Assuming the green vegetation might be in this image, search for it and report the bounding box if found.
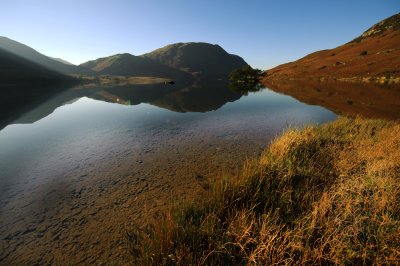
[229,65,262,83]
[130,117,400,265]
[228,66,263,94]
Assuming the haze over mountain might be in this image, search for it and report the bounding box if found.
[80,53,192,81]
[0,36,91,75]
[0,48,73,84]
[142,42,249,80]
[50,57,74,65]
[0,47,77,126]
[264,13,400,81]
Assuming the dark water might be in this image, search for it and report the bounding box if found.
[0,82,336,263]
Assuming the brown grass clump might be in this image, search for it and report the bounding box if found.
[129,117,400,265]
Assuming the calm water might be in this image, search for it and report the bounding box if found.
[0,82,336,263]
[0,84,335,189]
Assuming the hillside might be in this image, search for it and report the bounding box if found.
[142,42,248,80]
[0,48,77,125]
[80,53,192,80]
[0,48,74,84]
[264,13,400,82]
[0,36,90,75]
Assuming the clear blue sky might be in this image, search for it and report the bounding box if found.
[1,0,398,69]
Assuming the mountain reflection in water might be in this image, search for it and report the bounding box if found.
[2,81,249,128]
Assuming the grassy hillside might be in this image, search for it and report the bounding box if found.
[130,117,400,265]
[142,42,248,80]
[80,53,192,80]
[264,13,400,82]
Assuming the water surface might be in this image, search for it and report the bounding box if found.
[0,82,336,264]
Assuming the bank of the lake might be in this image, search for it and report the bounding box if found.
[133,116,400,265]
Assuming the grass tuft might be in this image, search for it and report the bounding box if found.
[129,117,400,265]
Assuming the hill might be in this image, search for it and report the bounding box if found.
[0,48,77,125]
[0,48,74,84]
[80,53,192,80]
[264,13,400,82]
[0,36,90,75]
[142,42,249,80]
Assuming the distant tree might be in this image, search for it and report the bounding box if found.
[229,66,263,83]
[229,66,264,95]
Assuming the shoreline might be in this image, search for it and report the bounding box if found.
[134,116,400,264]
[263,75,400,84]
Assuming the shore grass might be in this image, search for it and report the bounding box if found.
[129,117,400,265]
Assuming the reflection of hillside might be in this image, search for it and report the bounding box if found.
[149,82,242,112]
[89,81,242,113]
[2,81,245,128]
[10,87,100,126]
[264,80,400,119]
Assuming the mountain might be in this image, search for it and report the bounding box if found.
[0,36,90,75]
[80,53,192,80]
[142,42,249,80]
[264,13,400,82]
[0,48,74,84]
[0,47,77,126]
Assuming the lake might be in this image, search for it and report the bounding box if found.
[0,82,336,264]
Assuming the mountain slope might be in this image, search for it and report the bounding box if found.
[0,48,74,84]
[264,13,400,82]
[80,53,192,80]
[0,47,77,126]
[0,36,90,75]
[142,42,249,80]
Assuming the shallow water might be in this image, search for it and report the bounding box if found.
[0,83,336,264]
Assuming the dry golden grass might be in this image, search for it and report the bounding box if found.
[129,117,400,265]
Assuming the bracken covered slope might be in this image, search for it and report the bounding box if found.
[264,13,400,82]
